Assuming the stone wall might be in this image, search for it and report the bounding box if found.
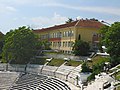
[0,63,78,85]
[38,53,88,61]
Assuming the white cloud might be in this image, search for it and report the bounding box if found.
[0,4,17,14]
[0,13,67,33]
[0,0,55,6]
[31,13,68,29]
[104,19,119,24]
[6,6,16,12]
[42,3,120,16]
[1,0,120,16]
[0,0,55,15]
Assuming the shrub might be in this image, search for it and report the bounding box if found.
[73,40,90,56]
[81,62,92,72]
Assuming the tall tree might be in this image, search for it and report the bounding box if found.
[0,32,4,52]
[73,40,90,56]
[2,26,38,64]
[81,62,91,72]
[90,18,98,21]
[66,18,74,23]
[100,25,109,44]
[100,22,120,65]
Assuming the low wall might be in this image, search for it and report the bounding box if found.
[42,66,58,76]
[0,64,43,73]
[0,63,78,86]
[42,53,87,61]
[68,76,76,84]
[55,72,67,81]
[42,70,54,76]
[0,63,6,71]
[26,64,43,74]
[8,64,25,72]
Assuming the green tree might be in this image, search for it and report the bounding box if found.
[90,18,98,21]
[66,18,74,23]
[100,25,109,44]
[2,26,38,64]
[100,22,120,66]
[87,73,95,81]
[73,40,90,56]
[81,62,91,72]
[42,40,51,50]
[0,32,4,52]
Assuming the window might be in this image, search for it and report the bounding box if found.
[65,42,67,47]
[78,34,81,40]
[63,31,68,37]
[68,31,71,37]
[55,42,57,47]
[68,41,71,47]
[53,33,54,38]
[49,34,51,38]
[50,42,52,46]
[65,32,67,37]
[59,32,62,38]
[63,32,65,37]
[46,34,48,39]
[55,33,57,38]
[58,42,61,47]
[57,42,59,47]
[70,41,74,47]
[66,31,68,37]
[53,42,55,47]
[71,31,74,36]
[63,42,65,47]
[57,32,59,38]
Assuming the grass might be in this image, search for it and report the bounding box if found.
[30,58,47,65]
[44,51,72,55]
[116,75,120,80]
[117,86,120,90]
[113,71,120,80]
[44,51,64,54]
[44,52,58,54]
[116,71,120,80]
[87,56,110,68]
[109,68,118,73]
[117,65,120,69]
[47,59,65,66]
[0,54,2,59]
[65,60,83,67]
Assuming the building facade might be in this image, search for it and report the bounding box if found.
[33,19,104,54]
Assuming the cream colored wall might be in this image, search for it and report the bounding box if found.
[76,27,99,42]
[42,27,76,51]
[34,26,99,52]
[60,27,76,51]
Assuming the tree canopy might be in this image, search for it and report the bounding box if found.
[2,26,39,64]
[100,22,120,65]
[66,18,74,23]
[0,32,4,52]
[72,40,90,56]
[81,62,91,72]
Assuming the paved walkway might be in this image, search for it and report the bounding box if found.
[84,73,115,90]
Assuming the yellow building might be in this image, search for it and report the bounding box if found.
[33,19,104,54]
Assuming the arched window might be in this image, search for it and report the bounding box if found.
[78,34,81,40]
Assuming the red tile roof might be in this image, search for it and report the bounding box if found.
[33,20,105,33]
[76,20,104,28]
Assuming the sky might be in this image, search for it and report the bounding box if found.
[0,0,120,34]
